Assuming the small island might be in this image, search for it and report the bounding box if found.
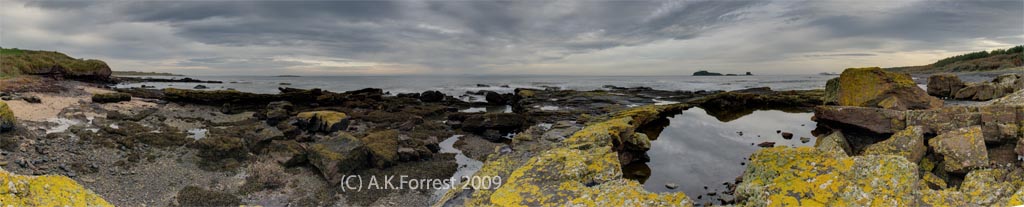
[275,75,301,77]
[693,70,753,76]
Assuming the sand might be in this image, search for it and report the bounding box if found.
[6,86,155,122]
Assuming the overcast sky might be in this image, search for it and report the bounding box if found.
[1,0,1021,75]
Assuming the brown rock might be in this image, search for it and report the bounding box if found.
[832,67,942,110]
[813,106,906,134]
[863,126,927,163]
[307,133,369,185]
[979,105,1020,142]
[906,106,981,135]
[927,73,965,98]
[928,126,988,173]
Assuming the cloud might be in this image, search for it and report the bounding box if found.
[3,0,1021,75]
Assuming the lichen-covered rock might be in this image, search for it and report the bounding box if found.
[823,77,840,104]
[993,89,1024,105]
[540,121,582,141]
[296,110,350,134]
[959,168,1024,206]
[921,172,947,190]
[928,126,988,173]
[435,104,693,207]
[735,147,920,206]
[863,126,927,163]
[979,105,1020,142]
[90,92,131,103]
[905,106,982,134]
[0,100,14,133]
[361,130,399,168]
[814,131,851,156]
[1003,188,1024,206]
[307,133,369,185]
[927,73,965,98]
[813,106,906,134]
[833,67,942,110]
[919,189,967,206]
[0,167,112,206]
[955,83,1006,101]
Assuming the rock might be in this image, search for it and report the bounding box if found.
[90,92,131,103]
[264,140,306,166]
[307,133,369,185]
[264,101,293,125]
[461,113,528,140]
[799,136,810,143]
[1017,139,1024,160]
[21,95,41,103]
[993,73,1022,89]
[484,91,507,105]
[780,132,793,139]
[863,126,927,163]
[397,147,419,161]
[830,67,942,110]
[823,77,840,104]
[813,106,906,134]
[0,100,14,133]
[757,142,775,148]
[736,147,919,206]
[176,186,241,207]
[541,121,582,141]
[420,90,446,102]
[814,131,852,156]
[928,126,988,173]
[361,130,399,168]
[296,110,350,134]
[193,135,248,166]
[926,73,965,98]
[979,105,1020,142]
[922,172,947,190]
[515,89,536,98]
[0,168,111,206]
[959,168,1024,206]
[955,83,1005,101]
[193,85,208,89]
[666,183,679,189]
[3,49,112,81]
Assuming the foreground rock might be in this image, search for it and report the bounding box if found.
[814,105,1023,136]
[862,126,927,163]
[0,168,112,206]
[296,110,350,134]
[436,105,692,206]
[0,100,13,132]
[307,133,369,185]
[928,126,989,173]
[826,67,941,110]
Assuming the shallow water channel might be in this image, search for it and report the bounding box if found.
[624,107,818,205]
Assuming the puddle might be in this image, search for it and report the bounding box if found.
[459,105,513,113]
[623,107,817,205]
[431,135,484,202]
[652,99,680,106]
[187,128,208,140]
[45,118,82,134]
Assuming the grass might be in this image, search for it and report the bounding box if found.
[0,47,109,77]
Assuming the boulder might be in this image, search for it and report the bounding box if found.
[0,168,111,206]
[461,113,528,141]
[928,126,988,173]
[863,126,927,163]
[296,110,350,134]
[91,92,131,103]
[193,135,248,164]
[0,100,14,132]
[193,85,208,89]
[979,105,1020,142]
[264,140,306,166]
[307,133,369,185]
[992,73,1023,89]
[831,67,942,110]
[736,147,919,206]
[813,106,906,134]
[1016,138,1024,160]
[905,106,982,135]
[361,130,399,168]
[954,83,1005,101]
[484,91,507,105]
[814,131,851,156]
[823,77,840,104]
[264,101,293,125]
[959,168,1024,206]
[420,90,446,102]
[927,73,965,98]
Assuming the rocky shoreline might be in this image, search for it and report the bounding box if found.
[1,67,1022,206]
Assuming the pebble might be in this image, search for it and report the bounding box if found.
[780,132,793,139]
[757,142,775,148]
[799,137,811,143]
[665,183,679,189]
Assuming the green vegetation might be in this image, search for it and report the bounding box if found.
[111,71,182,76]
[933,45,1023,67]
[0,47,111,80]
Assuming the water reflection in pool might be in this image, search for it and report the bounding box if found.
[624,107,817,205]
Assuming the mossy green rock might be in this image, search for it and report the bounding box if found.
[863,126,927,163]
[307,133,368,185]
[833,67,942,110]
[0,167,112,206]
[959,168,1024,206]
[0,100,14,132]
[736,147,920,206]
[296,110,350,133]
[91,92,131,103]
[361,130,399,168]
[927,126,988,173]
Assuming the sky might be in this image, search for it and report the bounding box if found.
[1,0,1022,76]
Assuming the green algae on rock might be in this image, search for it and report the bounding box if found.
[362,130,400,168]
[297,110,351,134]
[0,100,14,133]
[307,133,369,185]
[435,104,693,207]
[0,167,112,206]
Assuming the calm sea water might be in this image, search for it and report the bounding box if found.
[115,75,835,95]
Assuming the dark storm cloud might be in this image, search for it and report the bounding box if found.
[7,0,1023,74]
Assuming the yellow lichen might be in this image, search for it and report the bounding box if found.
[0,167,112,206]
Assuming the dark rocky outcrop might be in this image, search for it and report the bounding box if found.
[91,92,131,103]
[459,113,529,141]
[420,90,446,102]
[927,73,965,98]
[295,110,350,134]
[695,88,823,122]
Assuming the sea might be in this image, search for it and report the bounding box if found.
[114,75,837,95]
